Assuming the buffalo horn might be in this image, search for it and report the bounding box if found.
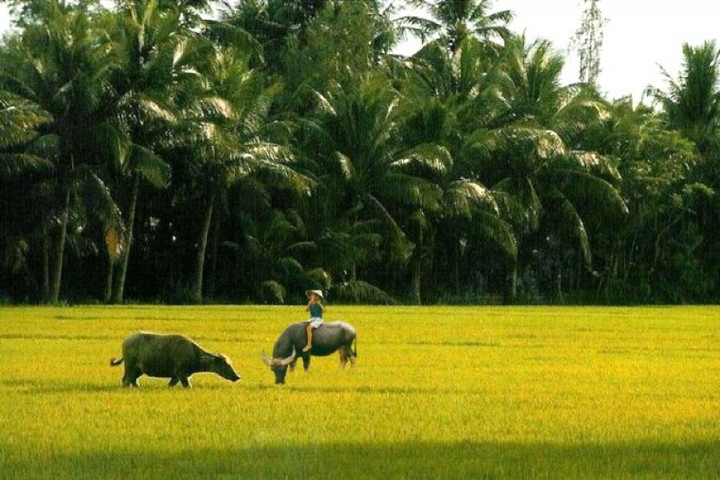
[261,347,297,367]
[277,347,297,366]
[261,349,273,366]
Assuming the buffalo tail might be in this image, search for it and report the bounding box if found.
[110,357,124,367]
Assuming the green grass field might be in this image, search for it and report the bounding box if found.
[1,305,718,479]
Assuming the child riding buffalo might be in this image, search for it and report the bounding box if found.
[303,289,325,352]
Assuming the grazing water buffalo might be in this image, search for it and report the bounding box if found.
[261,321,357,384]
[110,332,241,388]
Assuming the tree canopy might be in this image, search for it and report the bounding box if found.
[0,0,717,305]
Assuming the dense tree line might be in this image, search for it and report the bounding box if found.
[0,0,718,305]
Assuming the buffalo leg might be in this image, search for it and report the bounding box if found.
[339,348,348,370]
[302,355,311,372]
[349,349,357,368]
[168,377,179,387]
[123,366,141,387]
[123,376,140,387]
[179,377,191,388]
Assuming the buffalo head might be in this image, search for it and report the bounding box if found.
[261,347,297,384]
[201,354,242,382]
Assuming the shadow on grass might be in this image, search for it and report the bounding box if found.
[278,384,488,395]
[3,439,718,480]
[1,379,245,395]
[2,379,123,395]
[0,333,117,341]
[5,379,485,396]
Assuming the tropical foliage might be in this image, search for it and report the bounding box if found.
[0,0,717,304]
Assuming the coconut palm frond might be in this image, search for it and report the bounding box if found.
[237,82,278,136]
[194,95,234,120]
[203,19,264,61]
[277,257,304,275]
[256,162,314,196]
[137,95,177,123]
[0,124,40,150]
[1,236,30,274]
[494,176,542,229]
[304,268,332,291]
[326,151,349,182]
[242,142,294,165]
[567,150,622,180]
[313,89,338,117]
[0,153,53,178]
[87,122,131,169]
[464,127,501,153]
[333,280,395,305]
[392,143,453,177]
[548,189,592,266]
[508,126,566,159]
[70,166,126,259]
[286,241,317,255]
[259,280,285,304]
[472,209,517,259]
[365,193,412,261]
[24,133,60,161]
[381,173,443,211]
[132,145,171,188]
[559,169,629,218]
[0,92,52,149]
[445,178,499,217]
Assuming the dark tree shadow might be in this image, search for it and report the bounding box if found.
[3,439,718,479]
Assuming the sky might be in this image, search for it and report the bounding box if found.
[2,1,720,103]
[494,0,720,102]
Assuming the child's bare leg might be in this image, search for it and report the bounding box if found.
[303,325,313,352]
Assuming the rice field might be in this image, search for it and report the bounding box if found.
[0,305,718,479]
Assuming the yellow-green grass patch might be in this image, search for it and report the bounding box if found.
[1,306,718,479]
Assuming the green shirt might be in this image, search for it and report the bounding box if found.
[308,303,323,318]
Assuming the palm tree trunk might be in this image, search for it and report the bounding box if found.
[41,235,50,301]
[104,257,115,304]
[48,189,71,304]
[113,174,139,304]
[552,251,564,304]
[554,268,564,304]
[411,228,424,305]
[454,241,461,295]
[206,213,220,300]
[411,258,422,305]
[193,192,215,304]
[504,254,518,304]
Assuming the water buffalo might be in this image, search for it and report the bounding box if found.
[110,332,241,388]
[261,321,357,384]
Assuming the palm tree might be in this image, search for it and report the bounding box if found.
[465,124,627,301]
[650,40,720,157]
[399,0,513,55]
[237,209,330,304]
[0,1,126,303]
[394,33,524,300]
[0,90,51,156]
[307,75,452,301]
[171,45,312,303]
[0,90,52,176]
[0,90,52,289]
[649,41,720,301]
[461,34,627,302]
[394,77,516,301]
[102,0,204,303]
[219,0,327,71]
[596,98,711,302]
